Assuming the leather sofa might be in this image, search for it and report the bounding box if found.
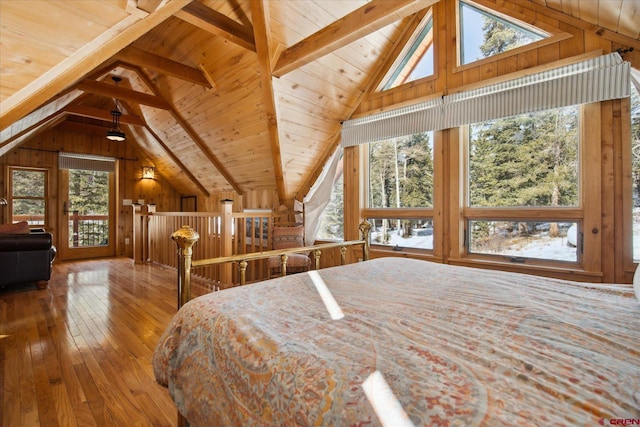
[0,228,57,289]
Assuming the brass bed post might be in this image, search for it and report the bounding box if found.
[359,220,371,261]
[313,249,322,270]
[239,260,248,286]
[172,225,200,310]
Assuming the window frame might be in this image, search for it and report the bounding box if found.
[363,131,439,255]
[458,103,602,272]
[454,0,571,73]
[8,166,49,228]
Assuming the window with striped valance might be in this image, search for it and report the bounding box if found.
[341,52,631,147]
[58,152,116,172]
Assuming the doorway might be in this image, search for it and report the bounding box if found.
[58,153,116,260]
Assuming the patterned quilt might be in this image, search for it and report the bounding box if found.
[153,257,640,426]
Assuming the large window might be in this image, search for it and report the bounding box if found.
[10,167,48,226]
[366,132,434,250]
[465,105,580,263]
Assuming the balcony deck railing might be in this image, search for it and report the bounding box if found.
[69,211,108,247]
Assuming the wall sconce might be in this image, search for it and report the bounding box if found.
[142,166,155,180]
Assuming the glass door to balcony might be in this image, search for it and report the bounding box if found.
[58,154,116,260]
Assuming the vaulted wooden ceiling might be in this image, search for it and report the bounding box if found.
[1,0,639,204]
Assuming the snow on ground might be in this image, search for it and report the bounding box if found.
[373,229,576,261]
[374,222,640,262]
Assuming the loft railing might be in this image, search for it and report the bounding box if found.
[133,201,287,285]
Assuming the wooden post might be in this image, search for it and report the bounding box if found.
[172,225,200,309]
[220,199,233,285]
[132,204,146,264]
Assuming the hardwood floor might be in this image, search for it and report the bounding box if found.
[0,258,213,427]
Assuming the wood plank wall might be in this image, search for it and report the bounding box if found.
[0,127,282,260]
[0,128,181,258]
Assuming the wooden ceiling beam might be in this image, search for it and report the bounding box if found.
[0,0,193,132]
[0,113,67,157]
[1,90,83,145]
[56,120,115,137]
[143,125,211,197]
[64,104,147,127]
[174,2,256,52]
[114,46,212,88]
[272,0,437,77]
[252,0,287,205]
[134,66,243,195]
[296,5,435,200]
[133,0,164,14]
[76,79,171,110]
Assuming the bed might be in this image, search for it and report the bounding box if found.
[153,257,640,426]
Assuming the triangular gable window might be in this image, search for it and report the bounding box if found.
[379,12,434,91]
[459,0,548,65]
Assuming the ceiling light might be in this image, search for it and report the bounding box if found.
[107,76,126,142]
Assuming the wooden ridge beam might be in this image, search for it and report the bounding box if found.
[252,0,287,205]
[175,2,256,52]
[114,46,212,88]
[272,0,436,77]
[64,104,146,126]
[76,79,171,110]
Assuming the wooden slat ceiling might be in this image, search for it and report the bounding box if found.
[1,0,639,204]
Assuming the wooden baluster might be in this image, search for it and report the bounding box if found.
[172,225,200,309]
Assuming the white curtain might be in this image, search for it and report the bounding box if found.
[296,147,341,245]
[631,67,640,94]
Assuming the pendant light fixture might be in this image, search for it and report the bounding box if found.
[106,76,126,142]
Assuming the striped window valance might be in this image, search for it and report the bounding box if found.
[341,97,443,147]
[341,52,630,147]
[59,152,116,172]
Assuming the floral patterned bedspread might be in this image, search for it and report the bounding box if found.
[153,257,640,426]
